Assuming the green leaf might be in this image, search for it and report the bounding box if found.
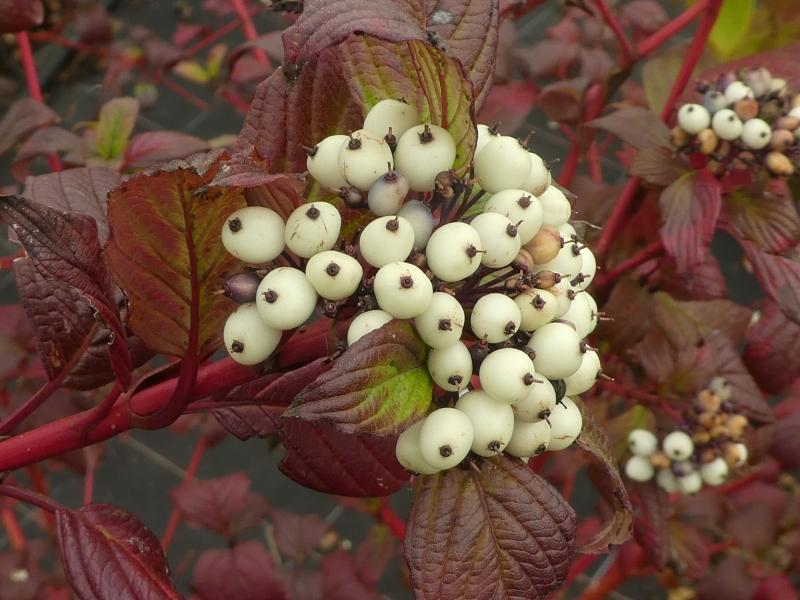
[94,97,139,160]
[285,321,432,435]
[709,0,757,60]
[104,154,246,357]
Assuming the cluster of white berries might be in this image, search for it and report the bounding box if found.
[624,378,750,495]
[218,98,604,475]
[672,67,800,177]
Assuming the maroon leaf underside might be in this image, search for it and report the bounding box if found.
[724,186,800,254]
[740,240,800,326]
[574,398,633,554]
[192,541,286,600]
[405,455,575,600]
[769,410,800,469]
[56,504,180,600]
[744,300,800,395]
[629,482,670,568]
[321,551,379,600]
[629,145,688,187]
[649,292,752,349]
[0,97,59,155]
[268,506,330,562]
[585,106,671,150]
[0,0,44,33]
[12,126,88,179]
[124,131,211,170]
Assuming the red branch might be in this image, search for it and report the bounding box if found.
[231,0,270,67]
[1,501,27,550]
[589,0,634,66]
[594,177,642,259]
[161,436,208,551]
[0,484,62,514]
[377,497,406,541]
[596,240,664,287]
[637,0,709,59]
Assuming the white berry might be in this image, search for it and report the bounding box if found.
[394,124,457,192]
[677,471,703,495]
[221,206,285,264]
[573,246,596,291]
[419,407,474,470]
[427,341,472,391]
[549,278,577,318]
[663,430,694,460]
[367,170,410,216]
[363,99,419,140]
[537,186,572,227]
[733,442,748,467]
[224,303,281,365]
[425,222,483,282]
[513,378,556,422]
[397,200,435,251]
[338,129,394,190]
[373,261,433,319]
[724,81,754,104]
[547,396,583,451]
[505,418,552,458]
[470,293,522,343]
[284,202,341,258]
[677,103,711,135]
[305,250,363,301]
[455,390,515,457]
[741,118,771,149]
[526,322,583,379]
[564,350,601,395]
[560,292,596,338]
[709,376,732,401]
[474,135,532,193]
[484,189,543,243]
[534,242,583,279]
[515,289,558,332]
[703,89,728,114]
[395,421,440,475]
[656,468,678,493]
[413,292,465,349]
[347,310,393,345]
[700,457,729,486]
[359,216,415,267]
[711,109,743,140]
[521,152,550,196]
[307,134,348,191]
[625,455,655,482]
[475,123,499,156]
[627,429,658,457]
[479,348,536,403]
[256,267,318,330]
[469,212,521,268]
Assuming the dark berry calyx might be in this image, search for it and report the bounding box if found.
[532,294,546,309]
[418,124,434,143]
[465,244,479,258]
[262,289,279,303]
[383,162,398,182]
[488,441,502,453]
[535,443,547,455]
[325,262,341,277]
[504,320,517,335]
[438,318,452,331]
[230,340,245,353]
[339,186,364,208]
[538,409,551,420]
[306,205,321,220]
[347,135,362,150]
[400,275,414,289]
[506,223,519,238]
[384,128,397,151]
[227,217,242,232]
[517,195,532,209]
[523,372,535,386]
[303,144,318,157]
[448,374,463,386]
[439,444,454,457]
[386,217,400,232]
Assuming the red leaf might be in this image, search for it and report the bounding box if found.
[0,98,59,155]
[744,300,800,394]
[171,472,268,537]
[585,107,670,150]
[104,158,246,357]
[536,78,589,124]
[12,127,87,179]
[56,503,180,600]
[755,575,800,600]
[405,454,575,600]
[321,551,379,600]
[696,555,758,600]
[619,0,668,34]
[740,240,800,325]
[192,541,286,600]
[0,0,44,33]
[650,292,752,349]
[476,81,537,134]
[213,358,333,440]
[124,132,211,170]
[629,482,670,568]
[659,170,721,274]
[725,186,800,254]
[655,252,729,300]
[268,506,330,561]
[1,196,131,388]
[769,411,800,469]
[629,145,688,187]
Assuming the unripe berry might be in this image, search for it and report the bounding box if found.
[221,206,286,264]
[514,378,556,422]
[733,98,759,121]
[702,89,728,114]
[347,310,393,345]
[359,216,415,268]
[765,151,795,177]
[256,267,318,330]
[724,81,754,104]
[305,250,363,301]
[742,67,772,97]
[306,134,348,191]
[524,227,562,264]
[475,123,499,156]
[394,124,457,192]
[473,135,532,193]
[338,129,394,190]
[414,292,464,349]
[677,471,703,495]
[363,99,420,140]
[505,418,551,458]
[656,468,678,493]
[741,118,771,149]
[470,293,521,343]
[419,407,474,470]
[222,272,262,304]
[395,421,440,475]
[563,350,601,395]
[479,348,536,403]
[711,109,743,141]
[625,455,655,482]
[397,200,435,251]
[367,168,410,216]
[455,390,515,456]
[663,430,694,460]
[770,129,794,152]
[373,261,433,319]
[677,103,710,134]
[469,212,521,268]
[547,396,582,451]
[484,189,543,243]
[526,322,583,379]
[696,128,719,155]
[425,222,483,282]
[521,152,550,196]
[515,289,559,332]
[700,456,729,486]
[427,341,472,391]
[537,186,572,227]
[284,202,341,258]
[224,303,282,365]
[627,429,658,457]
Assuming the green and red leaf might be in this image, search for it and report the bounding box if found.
[94,97,139,161]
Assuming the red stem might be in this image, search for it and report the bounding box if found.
[231,0,270,67]
[1,501,27,550]
[377,497,406,541]
[26,464,56,535]
[83,448,97,506]
[161,436,207,551]
[637,0,709,59]
[154,74,211,111]
[594,177,641,259]
[185,18,243,57]
[596,240,664,287]
[0,484,62,514]
[589,0,634,67]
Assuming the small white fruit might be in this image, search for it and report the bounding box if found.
[733,442,748,467]
[625,455,655,482]
[224,303,282,365]
[425,222,483,282]
[741,118,772,149]
[549,278,577,318]
[419,407,474,470]
[663,430,694,460]
[572,246,596,291]
[395,421,440,475]
[397,200,435,251]
[526,322,583,379]
[559,292,596,338]
[677,103,711,135]
[455,390,515,456]
[521,152,550,196]
[413,292,465,349]
[656,468,678,493]
[515,289,558,332]
[475,123,499,156]
[537,186,572,227]
[338,129,394,190]
[373,261,433,319]
[708,376,732,401]
[470,293,522,343]
[394,124,457,192]
[724,81,754,104]
[221,206,285,264]
[284,202,341,258]
[367,169,410,216]
[505,418,552,458]
[563,350,601,395]
[547,396,583,451]
[555,221,576,241]
[305,250,363,301]
[306,134,348,191]
[484,189,543,243]
[473,135,532,193]
[700,457,729,486]
[513,378,556,422]
[359,216,415,267]
[711,109,743,141]
[677,471,703,495]
[347,310,393,345]
[534,243,583,278]
[479,348,536,403]
[363,99,420,140]
[427,341,472,391]
[469,212,521,268]
[627,428,658,457]
[256,267,318,330]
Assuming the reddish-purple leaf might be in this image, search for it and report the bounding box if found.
[268,506,330,561]
[0,0,44,33]
[213,358,332,440]
[536,78,589,124]
[696,555,758,600]
[286,321,431,435]
[321,551,379,600]
[655,252,729,300]
[597,278,652,349]
[659,170,722,274]
[629,482,670,567]
[279,567,323,600]
[354,525,394,588]
[171,472,268,537]
[740,240,800,325]
[744,300,800,394]
[756,575,800,600]
[12,126,87,179]
[629,145,688,187]
[0,98,59,155]
[2,196,131,387]
[769,411,800,469]
[23,167,119,244]
[650,292,752,349]
[724,186,800,253]
[192,541,286,600]
[56,503,180,600]
[585,107,670,150]
[476,81,537,134]
[104,160,246,357]
[406,454,575,600]
[124,132,211,170]
[619,0,669,34]
[574,397,633,554]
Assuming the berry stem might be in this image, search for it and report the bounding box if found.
[589,0,635,67]
[161,436,208,551]
[636,0,710,59]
